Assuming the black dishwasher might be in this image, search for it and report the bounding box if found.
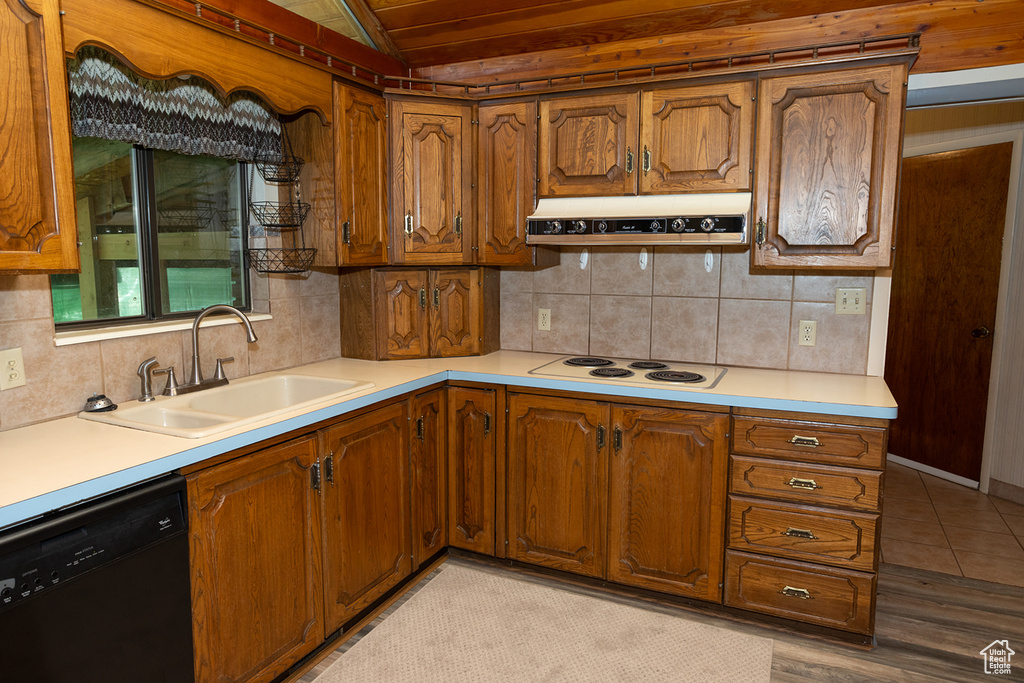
[0,475,194,682]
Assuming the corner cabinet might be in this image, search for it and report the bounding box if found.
[389,98,473,264]
[0,0,79,273]
[752,61,909,269]
[537,81,754,198]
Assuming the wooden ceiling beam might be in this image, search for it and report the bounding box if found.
[344,0,408,64]
[413,0,1024,80]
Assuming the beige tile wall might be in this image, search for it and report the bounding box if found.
[500,246,874,374]
[0,267,342,431]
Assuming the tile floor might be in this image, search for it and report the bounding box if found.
[881,462,1024,587]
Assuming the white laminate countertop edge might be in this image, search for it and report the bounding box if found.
[0,351,896,530]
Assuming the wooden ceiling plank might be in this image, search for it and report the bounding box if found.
[387,0,907,55]
[343,0,408,63]
[412,0,1024,78]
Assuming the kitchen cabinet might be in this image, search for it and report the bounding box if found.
[338,266,499,360]
[477,100,539,265]
[607,405,729,601]
[389,97,474,264]
[537,81,754,198]
[752,61,908,268]
[411,388,447,568]
[507,393,608,578]
[0,0,79,273]
[724,408,888,634]
[447,385,500,555]
[187,436,324,683]
[320,401,411,632]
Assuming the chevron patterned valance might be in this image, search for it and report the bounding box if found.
[67,46,281,162]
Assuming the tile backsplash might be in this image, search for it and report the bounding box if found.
[0,268,341,431]
[500,246,874,374]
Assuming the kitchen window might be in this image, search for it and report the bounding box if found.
[50,137,249,327]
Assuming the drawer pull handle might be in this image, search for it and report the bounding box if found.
[789,435,821,448]
[783,527,817,540]
[779,586,813,600]
[787,477,821,490]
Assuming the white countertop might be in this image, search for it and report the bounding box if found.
[0,351,896,530]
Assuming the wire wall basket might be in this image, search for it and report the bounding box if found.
[253,126,304,184]
[246,247,317,274]
[249,200,310,229]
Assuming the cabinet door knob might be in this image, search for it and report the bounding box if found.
[971,326,990,339]
[325,452,335,485]
[433,287,440,309]
[642,145,651,174]
[419,287,427,310]
[786,477,821,490]
[779,586,813,600]
[342,221,351,244]
[626,148,634,176]
[483,412,491,436]
[405,211,414,237]
[755,217,766,247]
[613,426,622,452]
[597,424,606,450]
[454,212,463,236]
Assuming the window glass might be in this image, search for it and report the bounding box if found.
[51,139,248,327]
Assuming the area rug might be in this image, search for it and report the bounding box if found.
[314,564,773,682]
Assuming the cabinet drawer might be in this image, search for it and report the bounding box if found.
[725,550,875,634]
[729,456,881,511]
[728,496,877,571]
[732,416,886,468]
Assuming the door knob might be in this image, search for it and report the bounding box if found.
[971,326,991,338]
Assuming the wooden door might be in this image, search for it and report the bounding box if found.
[608,406,729,600]
[448,385,497,555]
[188,437,323,683]
[375,269,428,359]
[507,393,608,577]
[336,83,388,265]
[411,388,447,568]
[885,143,1011,481]
[0,0,79,273]
[538,92,639,197]
[753,62,907,268]
[477,100,536,265]
[390,99,473,264]
[321,402,411,632]
[640,81,754,193]
[429,268,479,357]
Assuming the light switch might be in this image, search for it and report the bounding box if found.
[836,288,867,315]
[0,347,26,390]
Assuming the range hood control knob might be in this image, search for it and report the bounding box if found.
[549,220,562,234]
[596,221,608,233]
[671,218,685,232]
[571,220,587,233]
[700,217,716,232]
[650,220,664,232]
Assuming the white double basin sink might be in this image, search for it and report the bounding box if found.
[80,374,375,438]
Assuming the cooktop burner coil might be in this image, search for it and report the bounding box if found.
[563,357,614,367]
[589,367,635,378]
[628,361,669,370]
[645,370,706,383]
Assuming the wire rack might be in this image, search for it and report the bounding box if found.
[246,247,317,274]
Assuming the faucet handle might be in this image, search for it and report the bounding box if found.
[153,366,180,396]
[214,356,235,381]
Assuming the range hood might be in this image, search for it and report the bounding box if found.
[526,193,751,245]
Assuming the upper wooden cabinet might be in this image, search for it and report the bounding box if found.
[336,83,389,266]
[537,81,754,198]
[389,98,474,264]
[752,62,908,269]
[476,100,537,265]
[0,0,79,273]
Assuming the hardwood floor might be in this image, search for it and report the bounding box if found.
[291,557,1024,682]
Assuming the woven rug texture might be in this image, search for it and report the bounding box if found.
[315,564,773,682]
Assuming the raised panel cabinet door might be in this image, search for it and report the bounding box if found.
[390,99,473,264]
[336,83,388,265]
[321,402,412,632]
[640,81,754,193]
[753,62,908,268]
[538,92,639,197]
[507,393,609,577]
[0,0,79,273]
[608,406,729,601]
[429,268,480,357]
[375,269,429,359]
[411,388,447,568]
[187,437,324,683]
[477,100,537,265]
[447,386,497,555]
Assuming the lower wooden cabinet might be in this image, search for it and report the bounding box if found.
[320,402,412,632]
[187,436,324,683]
[447,385,498,555]
[411,388,447,568]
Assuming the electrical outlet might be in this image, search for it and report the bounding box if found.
[537,308,551,331]
[0,347,26,390]
[798,321,817,347]
[835,287,867,315]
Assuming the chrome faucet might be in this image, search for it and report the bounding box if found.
[136,357,160,402]
[179,305,258,394]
